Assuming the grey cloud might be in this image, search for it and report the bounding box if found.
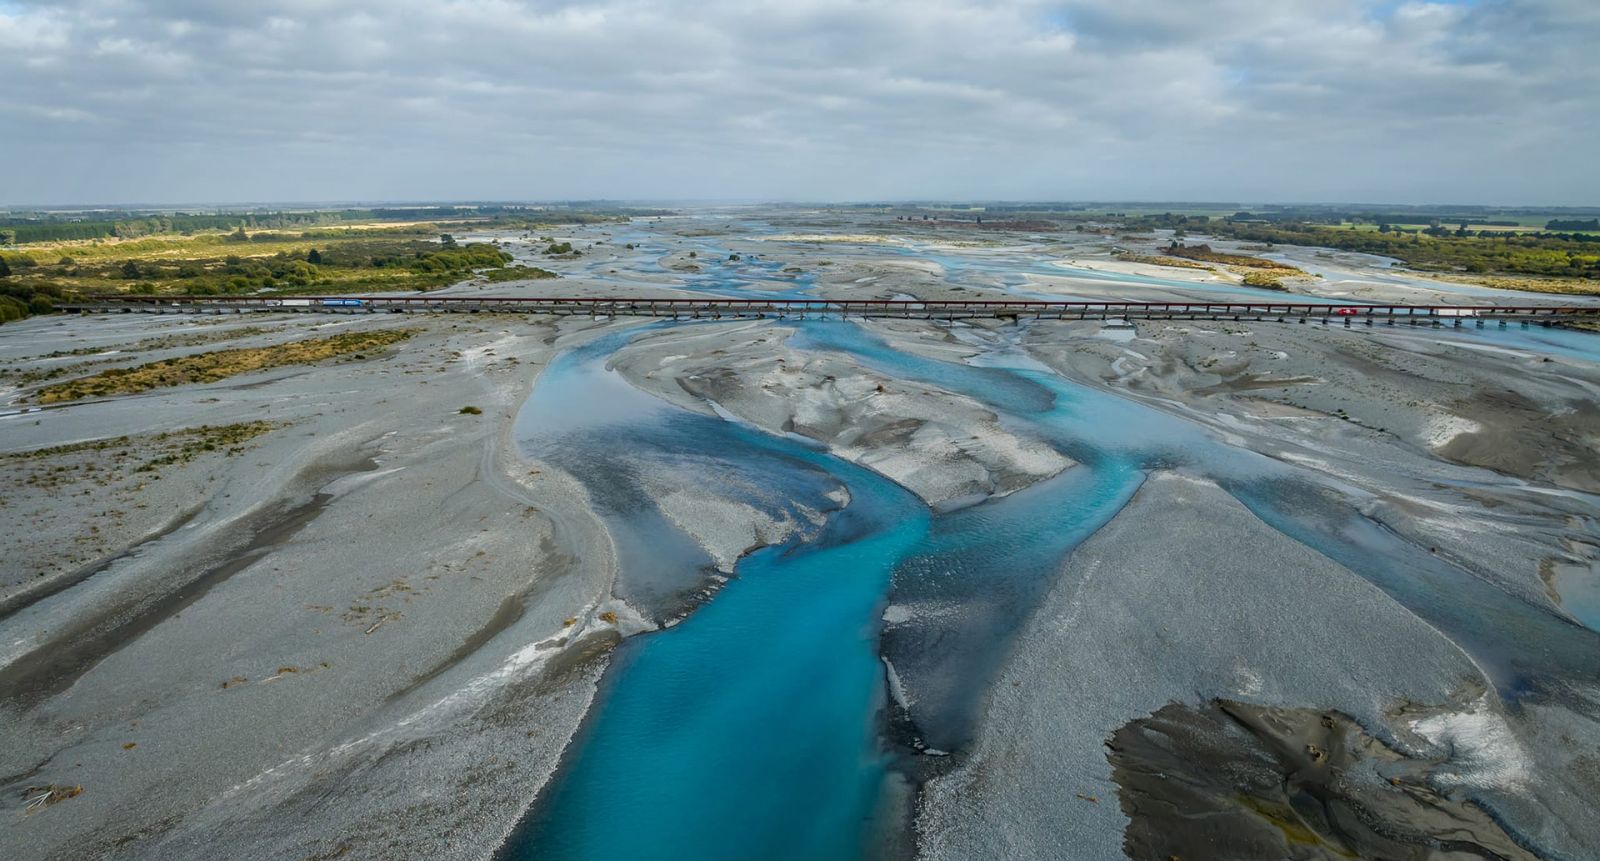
[0,0,1596,205]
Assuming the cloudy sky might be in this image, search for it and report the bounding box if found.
[2,0,1597,206]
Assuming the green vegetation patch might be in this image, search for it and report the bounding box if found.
[0,262,61,324]
[1156,242,1307,287]
[1162,243,1299,272]
[1407,271,1600,297]
[0,206,668,246]
[1,233,515,301]
[35,329,416,403]
[132,422,279,472]
[3,326,274,385]
[1112,251,1213,271]
[480,265,558,282]
[1239,272,1288,290]
[1207,222,1600,281]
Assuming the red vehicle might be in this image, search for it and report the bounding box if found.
[1334,307,1362,316]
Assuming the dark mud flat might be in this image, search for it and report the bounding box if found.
[1107,699,1541,860]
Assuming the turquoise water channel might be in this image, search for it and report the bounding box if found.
[502,324,1148,859]
[505,328,933,859]
[502,313,1600,860]
[501,224,1600,858]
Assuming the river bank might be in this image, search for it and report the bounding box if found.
[0,312,630,860]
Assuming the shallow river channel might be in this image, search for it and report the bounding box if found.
[499,301,1600,858]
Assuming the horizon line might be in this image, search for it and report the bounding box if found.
[6,198,1600,213]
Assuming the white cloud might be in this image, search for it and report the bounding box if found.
[0,0,1596,204]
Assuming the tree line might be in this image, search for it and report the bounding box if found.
[1206,222,1600,278]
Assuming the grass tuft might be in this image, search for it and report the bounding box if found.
[35,330,415,403]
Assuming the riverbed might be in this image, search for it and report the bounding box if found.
[5,210,1598,861]
[499,328,1599,859]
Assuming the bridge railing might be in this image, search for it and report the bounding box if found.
[58,295,1600,322]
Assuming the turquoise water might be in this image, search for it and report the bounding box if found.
[515,463,928,859]
[502,322,1158,859]
[500,228,1600,859]
[508,328,932,860]
[503,318,1600,859]
[682,253,817,300]
[800,321,1600,697]
[501,322,1157,859]
[884,460,1144,750]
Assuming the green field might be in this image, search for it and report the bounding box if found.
[1,230,514,300]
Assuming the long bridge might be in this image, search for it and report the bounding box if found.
[59,295,1600,327]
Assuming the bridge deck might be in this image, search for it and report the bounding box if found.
[57,295,1600,325]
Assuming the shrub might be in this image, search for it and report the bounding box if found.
[1240,272,1285,289]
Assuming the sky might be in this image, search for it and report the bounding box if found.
[2,0,1597,207]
